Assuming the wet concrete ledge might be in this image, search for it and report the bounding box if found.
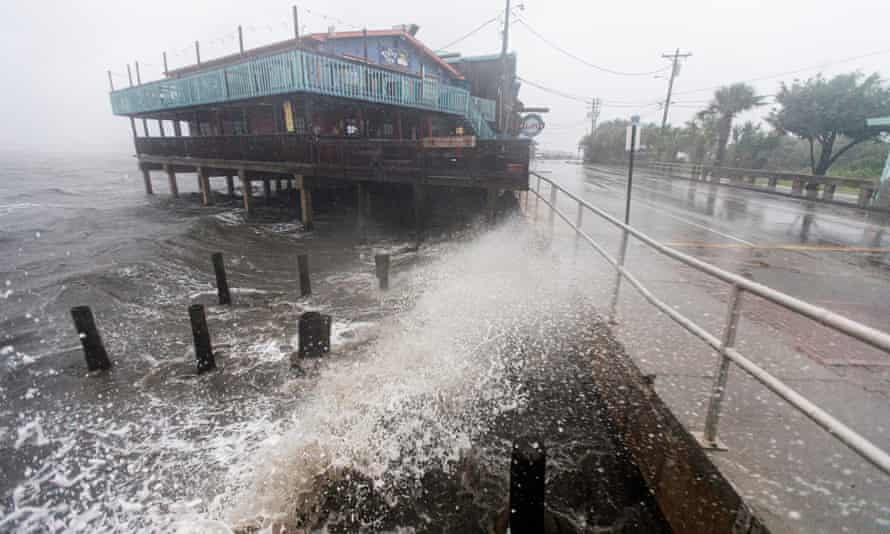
[585,319,771,534]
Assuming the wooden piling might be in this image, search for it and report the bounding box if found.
[71,306,112,372]
[487,187,498,223]
[198,168,213,206]
[298,253,311,297]
[211,252,231,305]
[356,182,367,236]
[188,304,216,373]
[298,311,331,358]
[509,439,546,534]
[238,168,253,216]
[375,253,390,291]
[141,167,153,195]
[413,184,424,244]
[263,178,272,205]
[165,164,178,198]
[225,175,235,198]
[295,174,313,230]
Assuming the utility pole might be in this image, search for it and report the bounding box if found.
[588,98,602,136]
[659,49,692,131]
[499,0,512,134]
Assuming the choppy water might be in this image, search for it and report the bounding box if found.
[0,152,665,533]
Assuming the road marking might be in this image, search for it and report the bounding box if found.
[664,242,890,253]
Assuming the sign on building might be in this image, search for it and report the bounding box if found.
[519,114,545,138]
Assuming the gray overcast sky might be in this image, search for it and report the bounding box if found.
[1,0,888,155]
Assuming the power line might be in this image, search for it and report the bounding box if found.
[517,76,589,102]
[434,14,502,52]
[671,46,890,97]
[517,76,662,110]
[514,17,671,77]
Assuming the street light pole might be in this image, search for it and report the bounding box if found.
[625,115,640,224]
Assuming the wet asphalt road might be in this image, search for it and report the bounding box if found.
[542,160,890,352]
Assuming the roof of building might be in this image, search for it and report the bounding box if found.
[867,117,890,127]
[444,52,516,64]
[166,28,464,81]
[304,29,464,80]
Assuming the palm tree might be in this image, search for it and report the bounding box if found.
[700,83,764,167]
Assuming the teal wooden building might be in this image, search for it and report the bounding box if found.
[108,20,530,228]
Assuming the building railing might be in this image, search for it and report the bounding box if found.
[109,48,495,127]
[134,135,531,187]
[525,171,890,476]
[647,161,884,209]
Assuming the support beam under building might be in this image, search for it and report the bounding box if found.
[165,164,178,198]
[198,167,213,206]
[413,184,425,244]
[356,182,367,237]
[238,169,253,217]
[487,187,498,224]
[226,175,235,198]
[295,174,313,231]
[263,178,272,205]
[141,167,153,195]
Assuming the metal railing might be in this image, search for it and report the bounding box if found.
[109,48,496,138]
[646,161,883,208]
[525,171,890,476]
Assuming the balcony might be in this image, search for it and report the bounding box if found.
[109,48,498,134]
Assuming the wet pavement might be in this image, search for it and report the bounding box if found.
[530,161,890,533]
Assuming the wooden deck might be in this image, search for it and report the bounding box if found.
[136,135,530,191]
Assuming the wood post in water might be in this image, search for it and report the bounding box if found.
[263,178,272,205]
[413,184,424,244]
[71,306,112,372]
[298,311,331,358]
[238,168,253,216]
[487,187,498,224]
[509,439,546,534]
[375,253,390,291]
[188,304,216,373]
[356,182,367,236]
[211,252,231,305]
[165,164,178,198]
[141,167,153,195]
[225,175,235,198]
[198,167,213,206]
[298,253,311,297]
[294,174,314,230]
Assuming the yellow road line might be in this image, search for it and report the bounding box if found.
[664,242,890,253]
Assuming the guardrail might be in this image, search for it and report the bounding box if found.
[647,161,884,209]
[109,48,495,127]
[524,171,890,476]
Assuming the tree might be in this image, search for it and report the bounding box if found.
[580,119,660,164]
[700,83,764,168]
[728,122,781,169]
[768,73,890,175]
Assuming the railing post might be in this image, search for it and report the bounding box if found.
[608,230,629,324]
[699,284,743,449]
[534,175,541,222]
[573,200,584,259]
[547,184,557,238]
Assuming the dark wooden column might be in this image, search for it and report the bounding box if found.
[165,164,178,198]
